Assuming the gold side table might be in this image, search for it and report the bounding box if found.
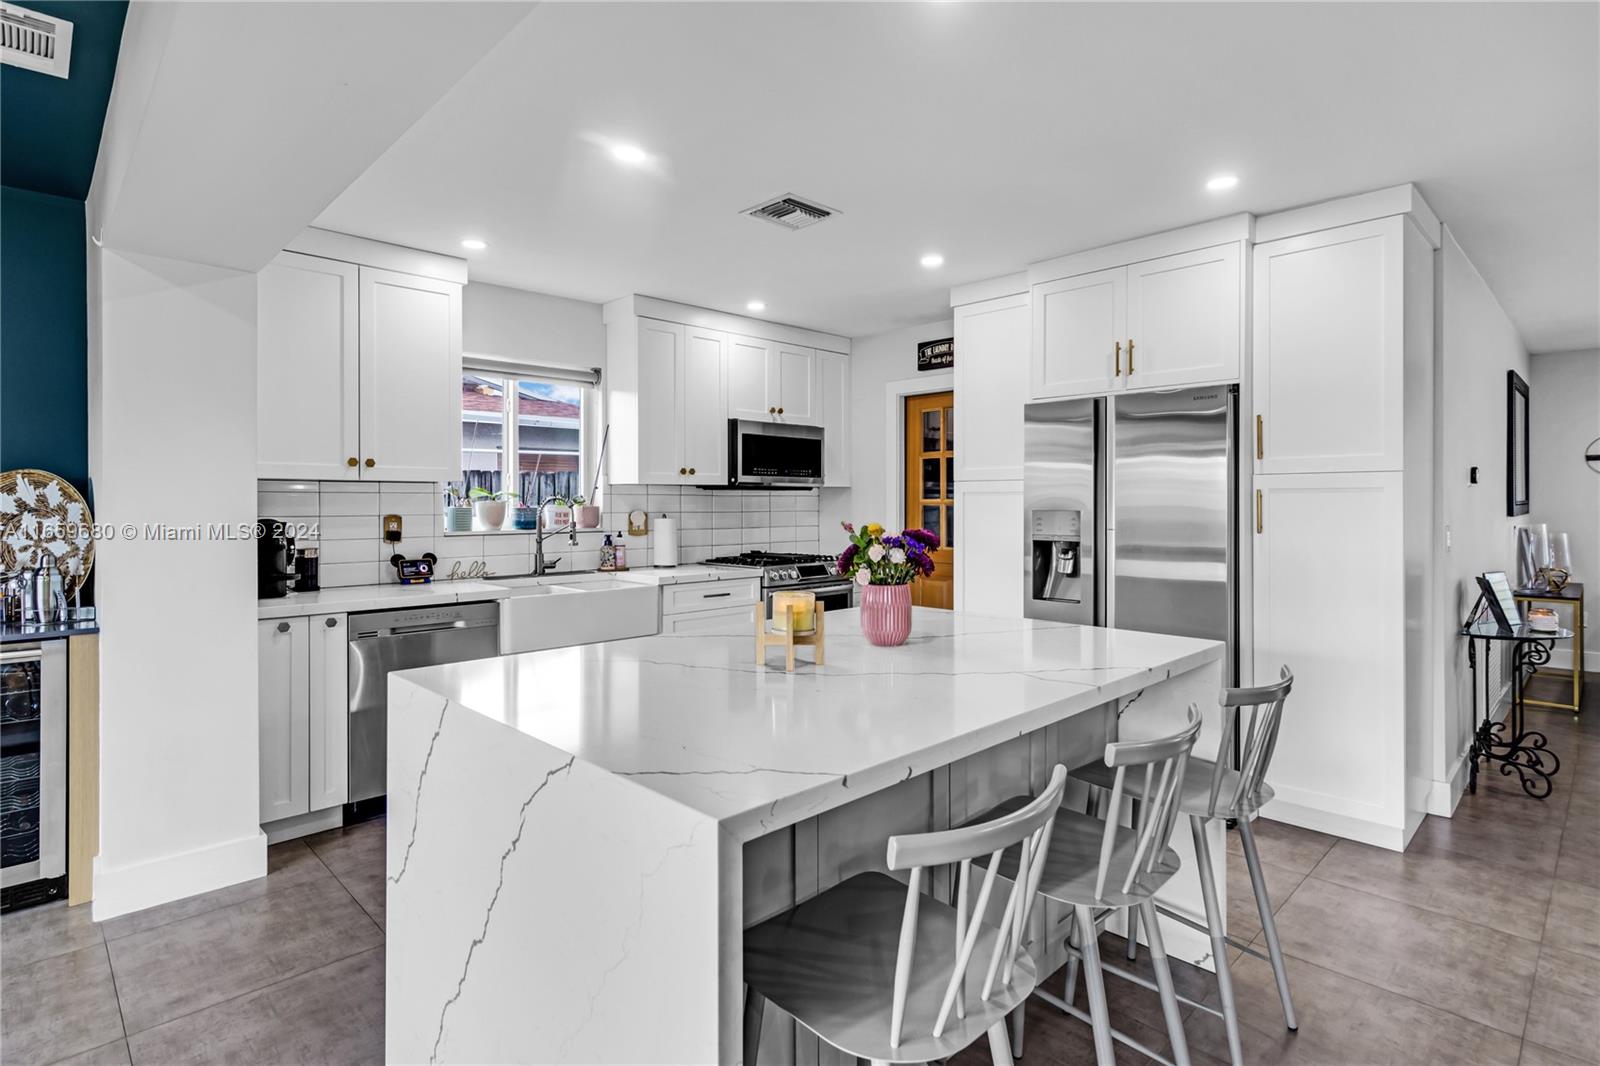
[1515,582,1584,716]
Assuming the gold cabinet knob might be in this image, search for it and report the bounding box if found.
[679,467,688,475]
[777,407,784,415]
[364,458,375,468]
[768,407,776,415]
[688,467,696,475]
[276,621,291,633]
[346,457,358,467]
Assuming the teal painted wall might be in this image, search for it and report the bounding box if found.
[0,186,89,495]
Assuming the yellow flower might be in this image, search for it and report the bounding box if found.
[864,523,885,538]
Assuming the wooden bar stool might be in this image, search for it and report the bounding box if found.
[742,766,1068,1066]
[1070,668,1298,1066]
[963,708,1204,1066]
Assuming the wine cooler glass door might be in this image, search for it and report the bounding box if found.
[1,643,66,892]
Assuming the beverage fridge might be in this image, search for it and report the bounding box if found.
[1,640,67,911]
[1023,385,1238,679]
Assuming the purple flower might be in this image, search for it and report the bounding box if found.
[905,527,940,549]
[838,544,858,571]
[841,521,855,534]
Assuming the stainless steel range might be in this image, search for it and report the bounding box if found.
[702,551,855,616]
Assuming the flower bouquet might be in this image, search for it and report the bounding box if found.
[837,521,940,646]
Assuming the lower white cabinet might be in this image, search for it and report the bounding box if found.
[660,577,762,634]
[259,617,310,823]
[259,613,349,825]
[1252,472,1407,843]
[954,483,1024,618]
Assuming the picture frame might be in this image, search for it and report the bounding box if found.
[1476,570,1522,632]
[1507,369,1529,516]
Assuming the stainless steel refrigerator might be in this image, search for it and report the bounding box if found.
[1023,386,1237,679]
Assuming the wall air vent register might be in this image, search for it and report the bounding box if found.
[1,3,71,79]
[743,194,838,231]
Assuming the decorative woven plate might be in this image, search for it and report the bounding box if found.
[0,468,94,587]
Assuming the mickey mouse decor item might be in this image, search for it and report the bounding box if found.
[390,552,437,585]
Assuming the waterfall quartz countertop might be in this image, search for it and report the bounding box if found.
[386,608,1224,1064]
[390,609,1222,841]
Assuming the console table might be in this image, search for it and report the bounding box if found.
[1462,620,1572,799]
[1515,582,1584,716]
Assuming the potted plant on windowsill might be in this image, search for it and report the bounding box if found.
[565,495,601,530]
[836,521,939,647]
[469,487,512,531]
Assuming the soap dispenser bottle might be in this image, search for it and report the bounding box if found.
[613,533,628,571]
[599,532,617,571]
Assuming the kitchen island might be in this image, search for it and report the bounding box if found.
[386,608,1225,1065]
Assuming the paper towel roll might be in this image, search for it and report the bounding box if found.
[653,514,679,567]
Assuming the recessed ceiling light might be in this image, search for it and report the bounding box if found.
[460,238,487,251]
[610,143,650,167]
[746,300,766,313]
[1205,174,1239,192]
[920,253,944,269]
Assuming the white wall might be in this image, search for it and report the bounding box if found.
[90,249,264,919]
[464,281,604,374]
[1530,348,1600,671]
[1434,227,1532,806]
[820,318,954,549]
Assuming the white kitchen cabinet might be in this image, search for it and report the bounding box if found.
[257,252,462,482]
[953,483,1024,618]
[1125,244,1242,390]
[954,292,1029,482]
[661,602,759,634]
[257,252,361,481]
[1252,472,1405,837]
[727,335,819,424]
[358,267,463,483]
[662,576,761,617]
[307,613,350,812]
[682,326,730,485]
[1031,266,1124,400]
[817,350,851,487]
[1252,219,1406,474]
[633,319,688,484]
[259,617,310,823]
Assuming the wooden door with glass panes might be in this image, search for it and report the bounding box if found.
[904,392,955,608]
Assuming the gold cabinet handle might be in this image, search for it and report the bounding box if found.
[1114,341,1122,377]
[346,457,358,467]
[1255,415,1264,460]
[1255,489,1263,534]
[364,458,375,468]
[1127,338,1134,374]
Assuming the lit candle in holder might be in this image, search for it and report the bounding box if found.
[769,590,816,634]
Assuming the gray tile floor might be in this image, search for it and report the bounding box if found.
[1,675,1595,1065]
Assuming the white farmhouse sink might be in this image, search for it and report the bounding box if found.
[495,576,660,654]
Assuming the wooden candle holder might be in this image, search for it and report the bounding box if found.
[756,603,826,672]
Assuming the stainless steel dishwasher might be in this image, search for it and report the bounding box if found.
[347,601,500,806]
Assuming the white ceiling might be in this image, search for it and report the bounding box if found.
[316,2,1599,351]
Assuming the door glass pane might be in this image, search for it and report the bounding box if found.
[945,458,954,499]
[945,504,954,548]
[922,409,941,452]
[461,372,506,497]
[515,378,584,506]
[922,459,940,499]
[921,505,940,534]
[943,408,954,451]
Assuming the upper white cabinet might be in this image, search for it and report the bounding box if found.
[1031,267,1124,399]
[604,296,849,486]
[817,350,851,486]
[1030,242,1244,401]
[727,335,820,424]
[955,292,1030,482]
[258,249,462,483]
[358,268,463,483]
[258,253,361,481]
[1252,219,1405,474]
[1125,244,1241,389]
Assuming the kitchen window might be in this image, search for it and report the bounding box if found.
[458,359,600,509]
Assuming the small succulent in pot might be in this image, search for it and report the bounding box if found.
[469,487,513,531]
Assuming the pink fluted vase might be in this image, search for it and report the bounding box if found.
[859,583,913,646]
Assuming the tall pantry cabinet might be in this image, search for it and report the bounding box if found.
[1250,209,1438,850]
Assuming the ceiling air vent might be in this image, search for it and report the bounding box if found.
[2,3,72,79]
[743,194,838,232]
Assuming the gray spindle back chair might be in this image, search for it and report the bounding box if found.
[1089,707,1203,905]
[1199,666,1294,820]
[883,764,1067,1050]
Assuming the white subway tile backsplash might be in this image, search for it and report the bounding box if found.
[319,481,378,494]
[320,492,383,517]
[379,491,438,515]
[676,491,712,512]
[712,510,746,531]
[711,493,745,513]
[317,515,377,541]
[742,511,769,530]
[320,561,382,587]
[741,495,769,513]
[770,494,801,512]
[257,492,319,518]
[679,528,712,547]
[678,511,713,530]
[319,539,380,565]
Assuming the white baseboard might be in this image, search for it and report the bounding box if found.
[1425,751,1471,817]
[92,829,267,922]
[1259,797,1408,852]
[264,806,343,845]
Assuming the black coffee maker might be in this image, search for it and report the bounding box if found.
[257,519,299,598]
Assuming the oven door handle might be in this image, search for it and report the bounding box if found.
[799,582,856,597]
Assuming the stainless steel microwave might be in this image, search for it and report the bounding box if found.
[727,419,825,488]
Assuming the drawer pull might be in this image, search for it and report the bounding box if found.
[277,621,291,633]
[1255,415,1264,460]
[346,457,358,467]
[703,591,732,599]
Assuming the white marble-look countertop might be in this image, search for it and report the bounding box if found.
[392,608,1222,843]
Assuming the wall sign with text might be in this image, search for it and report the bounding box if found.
[917,337,954,371]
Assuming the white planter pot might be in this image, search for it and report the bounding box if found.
[474,499,507,530]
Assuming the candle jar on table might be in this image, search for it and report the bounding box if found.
[769,591,816,634]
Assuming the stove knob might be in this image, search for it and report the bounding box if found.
[784,568,798,581]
